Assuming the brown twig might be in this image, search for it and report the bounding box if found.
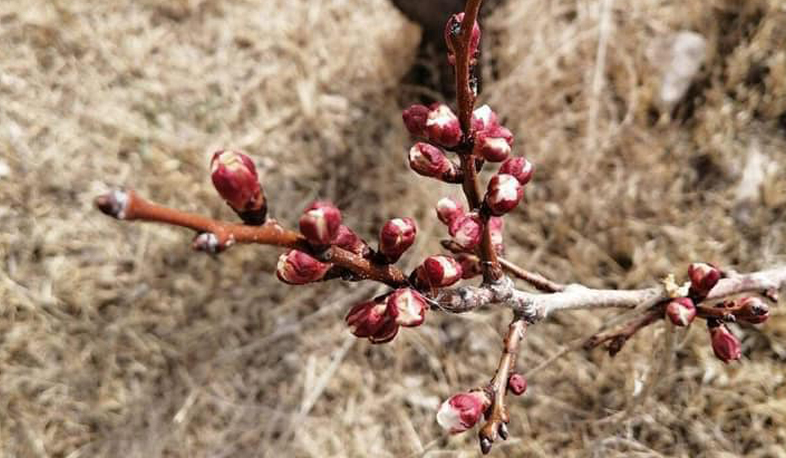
[95,190,409,288]
[497,257,565,293]
[583,306,663,356]
[478,314,527,454]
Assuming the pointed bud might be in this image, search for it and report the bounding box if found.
[299,201,342,246]
[402,104,430,137]
[485,174,523,216]
[449,213,482,250]
[665,297,696,327]
[473,126,513,162]
[436,391,490,434]
[709,324,742,363]
[379,217,417,262]
[499,157,534,186]
[426,104,462,148]
[737,297,770,324]
[210,150,267,224]
[489,217,504,254]
[688,262,721,299]
[408,143,458,180]
[387,288,428,327]
[276,250,331,285]
[345,300,389,338]
[471,104,498,133]
[436,197,465,226]
[456,254,482,279]
[420,255,463,288]
[444,12,481,66]
[507,373,527,396]
[334,225,369,256]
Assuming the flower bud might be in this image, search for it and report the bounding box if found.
[345,300,390,338]
[444,12,481,66]
[499,157,534,186]
[378,217,417,262]
[210,150,266,223]
[489,217,504,254]
[737,297,770,324]
[688,262,721,299]
[387,288,428,327]
[299,201,342,246]
[436,391,489,434]
[507,373,527,396]
[709,323,742,363]
[665,297,696,327]
[402,104,430,137]
[436,197,465,226]
[276,250,331,285]
[334,225,369,256]
[456,254,482,279]
[449,213,483,250]
[368,318,400,344]
[426,104,462,148]
[420,255,463,288]
[473,125,513,162]
[408,143,457,180]
[485,174,523,216]
[471,104,498,133]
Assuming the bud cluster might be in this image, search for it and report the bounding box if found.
[345,288,428,344]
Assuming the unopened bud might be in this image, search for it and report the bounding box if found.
[192,232,224,254]
[333,225,369,256]
[444,12,481,66]
[436,391,489,434]
[737,297,770,324]
[276,250,331,284]
[665,297,696,327]
[471,104,498,133]
[449,213,482,250]
[499,157,534,186]
[345,300,390,338]
[369,317,400,344]
[420,255,463,288]
[473,126,513,162]
[688,262,721,299]
[408,143,457,180]
[489,217,504,254]
[426,104,462,148]
[436,197,465,226]
[402,104,430,137]
[299,201,342,246]
[507,373,527,396]
[387,288,428,327]
[210,150,266,224]
[485,174,523,216]
[708,323,742,363]
[379,217,417,262]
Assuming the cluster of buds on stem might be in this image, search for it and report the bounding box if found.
[345,288,428,344]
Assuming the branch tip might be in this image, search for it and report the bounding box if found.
[95,190,129,219]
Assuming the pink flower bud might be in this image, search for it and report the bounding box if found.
[426,104,462,148]
[489,217,504,254]
[449,213,482,250]
[709,324,742,363]
[507,373,527,396]
[402,104,430,137]
[485,174,523,216]
[444,12,481,66]
[387,288,428,327]
[665,297,696,327]
[345,300,390,338]
[211,150,266,223]
[408,142,457,179]
[436,391,489,434]
[334,225,369,256]
[499,157,534,186]
[473,125,513,162]
[276,250,331,285]
[420,255,463,288]
[299,201,342,246]
[368,318,400,344]
[378,217,417,262]
[737,297,770,324]
[471,104,498,133]
[688,262,721,299]
[436,197,465,226]
[456,254,482,279]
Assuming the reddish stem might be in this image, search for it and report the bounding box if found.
[583,307,663,356]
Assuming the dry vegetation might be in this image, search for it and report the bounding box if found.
[1,0,785,456]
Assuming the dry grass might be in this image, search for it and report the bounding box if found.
[1,0,785,456]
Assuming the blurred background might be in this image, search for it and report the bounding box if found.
[1,0,785,456]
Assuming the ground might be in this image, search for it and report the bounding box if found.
[1,0,785,456]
